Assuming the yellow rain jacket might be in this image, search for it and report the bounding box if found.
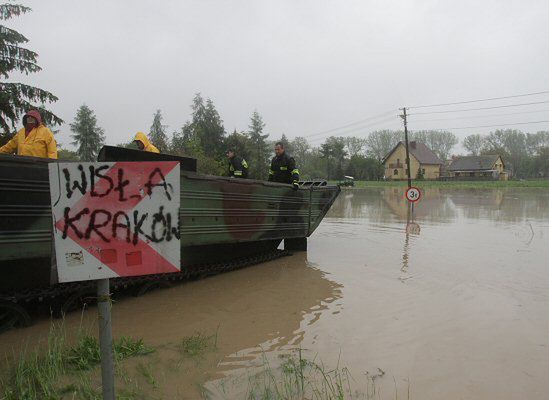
[134,132,160,153]
[0,111,57,159]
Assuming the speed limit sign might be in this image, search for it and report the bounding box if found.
[405,186,421,203]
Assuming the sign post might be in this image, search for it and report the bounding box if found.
[48,161,181,399]
[97,278,115,400]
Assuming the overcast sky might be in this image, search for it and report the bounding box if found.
[8,0,549,150]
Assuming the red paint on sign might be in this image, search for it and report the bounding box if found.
[405,186,421,203]
[54,161,180,277]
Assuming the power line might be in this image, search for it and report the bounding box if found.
[408,100,549,116]
[303,109,397,138]
[409,108,549,123]
[407,90,549,109]
[308,115,401,143]
[425,119,549,131]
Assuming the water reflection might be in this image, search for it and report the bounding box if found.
[401,203,421,279]
[331,187,549,224]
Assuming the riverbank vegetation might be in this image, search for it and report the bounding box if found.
[0,322,400,400]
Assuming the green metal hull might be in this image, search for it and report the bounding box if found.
[0,154,339,291]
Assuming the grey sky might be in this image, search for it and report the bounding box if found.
[8,0,549,150]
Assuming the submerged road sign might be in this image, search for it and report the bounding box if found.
[48,161,181,283]
[405,186,421,203]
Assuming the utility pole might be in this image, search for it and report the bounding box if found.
[400,107,413,188]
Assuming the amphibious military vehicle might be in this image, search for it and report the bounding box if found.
[0,146,340,331]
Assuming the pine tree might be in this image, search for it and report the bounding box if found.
[148,109,168,151]
[0,2,62,136]
[247,110,270,179]
[179,93,225,158]
[70,104,105,161]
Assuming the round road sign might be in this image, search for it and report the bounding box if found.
[405,186,421,203]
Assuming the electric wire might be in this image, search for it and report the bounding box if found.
[407,100,549,116]
[422,119,549,131]
[303,109,397,138]
[409,108,549,123]
[307,115,401,143]
[407,90,549,109]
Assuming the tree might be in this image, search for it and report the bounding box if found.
[411,130,458,161]
[70,104,105,161]
[203,98,225,157]
[366,130,402,161]
[225,129,252,160]
[345,137,367,157]
[178,93,225,158]
[278,133,292,154]
[148,109,169,151]
[345,155,383,180]
[483,129,527,176]
[247,110,270,179]
[463,134,485,156]
[320,136,347,179]
[290,136,311,164]
[0,3,62,134]
[57,148,78,161]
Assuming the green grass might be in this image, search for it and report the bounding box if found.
[136,363,158,389]
[333,179,549,189]
[66,335,154,371]
[180,331,218,358]
[237,350,408,400]
[0,323,154,400]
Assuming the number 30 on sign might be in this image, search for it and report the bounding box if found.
[405,186,421,203]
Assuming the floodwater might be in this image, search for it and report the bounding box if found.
[2,187,549,399]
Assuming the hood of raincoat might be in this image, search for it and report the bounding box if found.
[134,132,151,147]
[23,110,43,126]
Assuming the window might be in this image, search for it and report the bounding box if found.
[422,169,426,174]
[397,158,400,164]
[393,169,398,176]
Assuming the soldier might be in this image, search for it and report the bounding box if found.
[226,149,249,178]
[0,110,57,159]
[133,132,160,153]
[268,142,299,190]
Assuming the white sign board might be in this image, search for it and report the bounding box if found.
[405,186,421,203]
[48,161,180,283]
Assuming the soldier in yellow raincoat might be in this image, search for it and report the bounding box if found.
[133,132,160,153]
[0,110,58,159]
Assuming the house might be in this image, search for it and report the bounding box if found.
[382,141,444,180]
[447,155,507,180]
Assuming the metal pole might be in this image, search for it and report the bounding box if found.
[97,278,115,400]
[402,107,413,188]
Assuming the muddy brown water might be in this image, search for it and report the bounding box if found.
[2,187,549,399]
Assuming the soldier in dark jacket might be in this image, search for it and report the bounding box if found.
[268,142,300,190]
[226,149,249,178]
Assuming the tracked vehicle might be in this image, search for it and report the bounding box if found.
[0,146,340,331]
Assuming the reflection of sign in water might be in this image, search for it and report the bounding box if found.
[406,222,421,235]
[405,186,421,203]
[48,161,181,283]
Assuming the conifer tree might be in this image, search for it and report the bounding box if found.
[0,2,62,136]
[247,110,270,179]
[70,104,105,161]
[148,109,168,151]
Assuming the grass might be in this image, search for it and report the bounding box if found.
[66,335,154,370]
[334,179,549,189]
[136,363,157,389]
[2,324,407,400]
[0,322,154,400]
[235,350,408,400]
[180,331,218,358]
